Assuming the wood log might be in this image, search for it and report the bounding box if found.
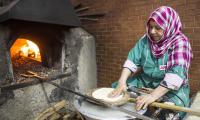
[62,114,71,120]
[34,100,67,120]
[49,112,61,120]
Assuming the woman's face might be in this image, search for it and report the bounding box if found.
[148,20,164,42]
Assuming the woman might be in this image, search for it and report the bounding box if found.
[109,6,192,119]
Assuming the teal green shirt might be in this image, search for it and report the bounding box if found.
[112,36,190,113]
[127,36,187,87]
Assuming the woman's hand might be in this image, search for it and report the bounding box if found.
[135,94,156,111]
[108,68,132,98]
[108,83,127,98]
[135,85,169,111]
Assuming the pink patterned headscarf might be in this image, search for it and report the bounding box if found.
[146,6,192,70]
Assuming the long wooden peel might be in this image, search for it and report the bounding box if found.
[129,98,200,117]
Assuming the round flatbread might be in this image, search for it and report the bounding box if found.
[92,88,123,102]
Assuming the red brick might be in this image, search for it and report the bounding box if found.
[71,0,200,92]
[189,80,200,94]
[192,46,200,51]
[182,28,194,34]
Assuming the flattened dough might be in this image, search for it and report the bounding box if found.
[92,88,123,102]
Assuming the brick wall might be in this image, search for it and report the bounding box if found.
[71,0,200,95]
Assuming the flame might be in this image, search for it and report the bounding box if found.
[20,44,29,57]
[11,39,41,62]
[20,40,41,61]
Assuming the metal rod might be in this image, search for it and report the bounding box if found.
[79,17,99,21]
[75,7,90,13]
[29,71,153,120]
[44,80,153,120]
[0,72,72,91]
[77,13,105,17]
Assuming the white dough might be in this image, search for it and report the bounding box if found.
[92,88,123,102]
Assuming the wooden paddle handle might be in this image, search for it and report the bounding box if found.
[129,98,200,117]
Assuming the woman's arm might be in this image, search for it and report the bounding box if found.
[136,85,169,110]
[118,68,132,87]
[108,67,142,97]
[108,68,131,97]
[108,37,145,98]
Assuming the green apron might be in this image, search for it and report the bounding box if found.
[112,36,190,118]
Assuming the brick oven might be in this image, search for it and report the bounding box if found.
[0,0,97,119]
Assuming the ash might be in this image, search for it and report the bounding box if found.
[11,55,59,83]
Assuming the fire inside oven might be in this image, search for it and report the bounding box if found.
[10,38,41,62]
[9,38,58,83]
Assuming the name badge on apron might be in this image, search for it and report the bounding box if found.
[159,65,166,70]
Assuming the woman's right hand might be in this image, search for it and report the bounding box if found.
[108,83,127,98]
[108,68,131,98]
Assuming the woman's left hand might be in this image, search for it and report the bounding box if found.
[136,85,169,111]
[135,94,156,111]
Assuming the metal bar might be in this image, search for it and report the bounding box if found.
[77,13,105,17]
[47,81,153,120]
[28,71,153,120]
[79,17,99,21]
[111,105,153,120]
[0,0,20,15]
[0,72,72,91]
[75,7,90,13]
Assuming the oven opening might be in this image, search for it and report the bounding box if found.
[9,38,53,83]
[10,38,41,62]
